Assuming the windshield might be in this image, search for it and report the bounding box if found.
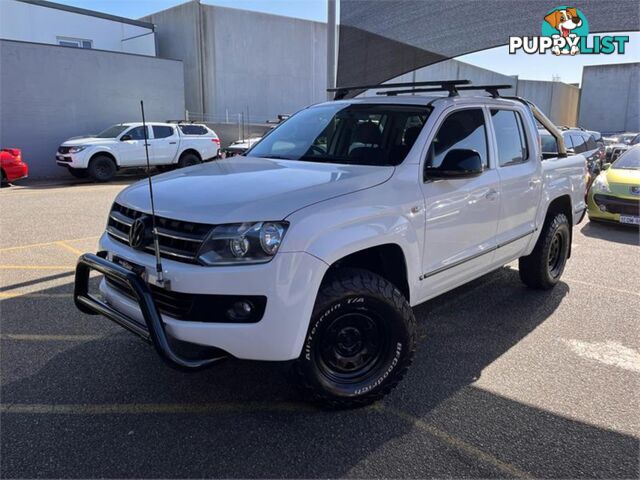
[621,134,637,145]
[612,148,640,170]
[247,103,431,166]
[95,125,129,138]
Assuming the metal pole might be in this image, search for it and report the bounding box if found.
[327,0,337,100]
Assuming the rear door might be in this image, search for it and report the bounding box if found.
[118,126,150,166]
[489,108,542,264]
[419,107,501,298]
[150,125,180,165]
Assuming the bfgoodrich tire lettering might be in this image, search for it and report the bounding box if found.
[296,268,416,408]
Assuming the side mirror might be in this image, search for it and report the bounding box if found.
[566,148,575,155]
[424,149,483,180]
[120,134,132,141]
[602,162,611,170]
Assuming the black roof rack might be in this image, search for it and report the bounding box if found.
[375,83,514,98]
[166,120,200,124]
[328,80,471,100]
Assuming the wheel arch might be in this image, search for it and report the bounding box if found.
[544,194,573,258]
[321,243,411,303]
[89,151,118,169]
[179,148,202,161]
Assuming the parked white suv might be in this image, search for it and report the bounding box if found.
[74,83,587,407]
[57,122,220,182]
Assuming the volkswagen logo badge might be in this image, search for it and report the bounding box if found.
[631,186,640,196]
[129,216,151,250]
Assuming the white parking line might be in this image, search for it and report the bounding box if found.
[562,339,640,373]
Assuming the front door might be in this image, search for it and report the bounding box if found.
[118,126,150,166]
[419,107,501,300]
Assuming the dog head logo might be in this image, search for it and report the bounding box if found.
[544,8,582,37]
[542,6,589,55]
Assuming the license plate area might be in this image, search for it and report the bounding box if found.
[112,255,148,281]
[619,215,640,225]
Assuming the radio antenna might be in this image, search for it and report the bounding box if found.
[140,100,166,287]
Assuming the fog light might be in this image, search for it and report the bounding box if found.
[226,300,253,321]
[598,204,607,212]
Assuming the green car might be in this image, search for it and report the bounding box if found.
[587,146,640,226]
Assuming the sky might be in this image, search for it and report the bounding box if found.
[54,0,639,85]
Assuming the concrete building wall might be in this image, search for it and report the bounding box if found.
[141,2,203,115]
[0,40,185,179]
[516,80,579,127]
[143,2,327,122]
[0,0,156,55]
[579,63,640,133]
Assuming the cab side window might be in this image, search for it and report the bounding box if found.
[490,109,529,167]
[425,109,488,171]
[152,126,175,139]
[125,126,149,140]
[585,135,597,151]
[569,134,587,153]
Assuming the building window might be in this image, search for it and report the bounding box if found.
[57,37,93,49]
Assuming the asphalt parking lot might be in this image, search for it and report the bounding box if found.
[1,179,639,479]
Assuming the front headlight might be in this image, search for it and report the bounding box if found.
[197,221,288,265]
[68,146,88,153]
[592,176,611,193]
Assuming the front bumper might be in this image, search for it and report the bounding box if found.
[56,150,89,169]
[587,191,640,224]
[76,233,328,363]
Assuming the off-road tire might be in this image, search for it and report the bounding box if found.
[67,167,89,179]
[88,155,116,182]
[178,152,201,168]
[296,268,416,408]
[519,212,570,290]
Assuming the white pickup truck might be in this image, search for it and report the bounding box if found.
[74,82,587,408]
[56,122,220,182]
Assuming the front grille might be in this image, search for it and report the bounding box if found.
[58,146,72,154]
[105,277,266,323]
[106,277,195,319]
[106,203,212,264]
[593,194,640,216]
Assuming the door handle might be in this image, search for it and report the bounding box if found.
[529,179,541,188]
[485,188,498,201]
[169,142,177,144]
[144,143,150,147]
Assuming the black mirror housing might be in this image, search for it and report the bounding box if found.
[424,149,483,180]
[120,134,132,141]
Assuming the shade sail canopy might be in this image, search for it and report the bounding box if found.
[337,0,639,97]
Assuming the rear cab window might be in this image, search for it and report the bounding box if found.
[152,126,175,139]
[490,109,529,167]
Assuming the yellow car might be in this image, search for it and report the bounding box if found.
[587,145,640,226]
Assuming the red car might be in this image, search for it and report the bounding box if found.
[1,148,28,185]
